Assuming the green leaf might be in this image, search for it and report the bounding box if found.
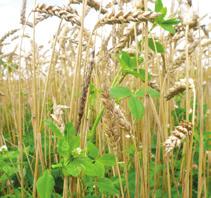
[110,86,132,100]
[36,170,55,198]
[98,178,119,195]
[135,88,145,97]
[63,160,83,177]
[128,96,144,120]
[159,23,175,33]
[147,87,160,98]
[138,68,152,81]
[58,137,70,159]
[69,135,80,153]
[82,158,105,177]
[64,122,76,137]
[93,161,105,177]
[97,154,115,167]
[87,142,99,159]
[119,51,131,68]
[161,18,180,25]
[45,119,63,139]
[148,38,165,53]
[119,51,143,70]
[155,0,163,12]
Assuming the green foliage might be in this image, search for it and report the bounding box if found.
[36,170,55,198]
[110,86,145,120]
[148,38,165,53]
[97,153,115,166]
[0,149,19,189]
[128,96,144,120]
[154,0,180,33]
[45,119,63,139]
[203,131,211,150]
[136,87,160,98]
[109,86,132,100]
[46,121,120,195]
[119,51,152,80]
[87,142,99,159]
[98,178,119,195]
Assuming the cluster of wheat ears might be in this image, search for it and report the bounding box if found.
[0,0,211,197]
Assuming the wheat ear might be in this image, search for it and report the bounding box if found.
[0,29,19,46]
[165,78,194,100]
[95,10,160,27]
[34,4,81,26]
[69,0,108,14]
[164,120,193,155]
[76,49,95,132]
[102,90,131,152]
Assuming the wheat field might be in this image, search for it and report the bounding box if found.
[0,0,211,197]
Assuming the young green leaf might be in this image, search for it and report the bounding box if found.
[135,88,145,97]
[161,18,180,25]
[155,0,163,12]
[87,142,99,159]
[63,160,83,177]
[97,153,115,166]
[119,51,131,68]
[138,68,152,81]
[110,86,132,100]
[128,96,144,120]
[147,87,160,98]
[98,178,119,195]
[58,137,71,159]
[83,159,105,177]
[148,38,165,53]
[64,122,76,137]
[36,170,55,198]
[45,119,63,139]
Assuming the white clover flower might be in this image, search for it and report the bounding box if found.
[0,145,8,152]
[72,147,82,155]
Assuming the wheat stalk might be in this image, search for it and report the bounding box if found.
[34,4,81,26]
